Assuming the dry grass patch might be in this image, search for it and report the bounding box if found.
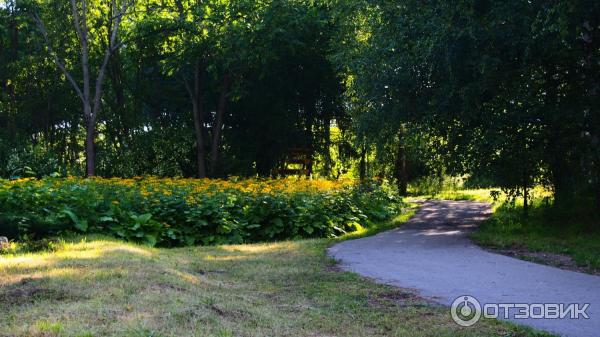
[1,236,552,337]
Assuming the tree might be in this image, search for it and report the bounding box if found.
[334,0,600,208]
[33,0,132,176]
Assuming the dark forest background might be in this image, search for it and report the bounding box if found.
[1,0,599,209]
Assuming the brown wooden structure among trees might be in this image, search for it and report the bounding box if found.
[274,148,313,177]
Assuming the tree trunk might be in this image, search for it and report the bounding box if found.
[304,98,316,177]
[109,51,125,110]
[192,102,206,178]
[175,3,206,178]
[47,96,54,148]
[595,167,600,212]
[323,115,332,177]
[210,74,230,177]
[0,19,3,60]
[85,113,95,177]
[523,185,529,218]
[70,120,79,166]
[596,184,600,212]
[109,49,128,158]
[9,18,18,61]
[550,160,575,208]
[191,61,207,178]
[359,145,367,182]
[34,0,130,178]
[394,127,408,195]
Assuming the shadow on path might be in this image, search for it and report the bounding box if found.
[329,200,600,337]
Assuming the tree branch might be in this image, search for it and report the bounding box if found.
[71,0,91,115]
[91,0,133,118]
[183,76,194,101]
[32,12,84,103]
[69,0,85,45]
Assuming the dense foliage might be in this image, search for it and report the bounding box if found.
[0,0,348,179]
[336,0,600,211]
[0,0,598,213]
[0,177,401,246]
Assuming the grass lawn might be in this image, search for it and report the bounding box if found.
[0,213,551,337]
[407,189,496,203]
[407,186,600,274]
[471,201,600,274]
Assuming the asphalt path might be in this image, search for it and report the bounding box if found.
[328,200,600,337]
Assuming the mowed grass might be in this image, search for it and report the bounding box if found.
[407,189,496,203]
[0,232,551,336]
[406,186,600,273]
[417,187,600,273]
[472,200,600,273]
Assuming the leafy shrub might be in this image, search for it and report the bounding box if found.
[5,146,65,179]
[0,177,402,246]
[0,237,65,255]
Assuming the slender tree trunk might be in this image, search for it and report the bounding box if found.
[550,160,574,208]
[47,96,54,148]
[4,12,17,98]
[595,167,600,212]
[109,51,125,110]
[85,112,96,176]
[59,126,68,168]
[394,126,408,195]
[192,102,206,178]
[523,185,529,218]
[596,185,600,212]
[34,0,129,177]
[190,61,207,178]
[323,115,332,177]
[9,18,18,61]
[302,96,316,177]
[210,74,230,177]
[109,49,128,158]
[174,0,208,178]
[0,20,3,60]
[70,120,79,167]
[359,145,367,182]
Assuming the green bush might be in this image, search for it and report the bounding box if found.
[0,177,402,247]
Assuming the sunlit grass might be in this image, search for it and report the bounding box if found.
[0,234,551,337]
[472,198,600,273]
[340,203,419,240]
[433,189,495,202]
[404,186,600,273]
[407,188,495,203]
[409,186,553,204]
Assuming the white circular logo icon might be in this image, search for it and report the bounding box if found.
[451,295,482,327]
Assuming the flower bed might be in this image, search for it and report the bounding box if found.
[0,177,401,246]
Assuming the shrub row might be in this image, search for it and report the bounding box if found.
[0,177,401,246]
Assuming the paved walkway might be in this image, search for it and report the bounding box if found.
[328,200,600,337]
